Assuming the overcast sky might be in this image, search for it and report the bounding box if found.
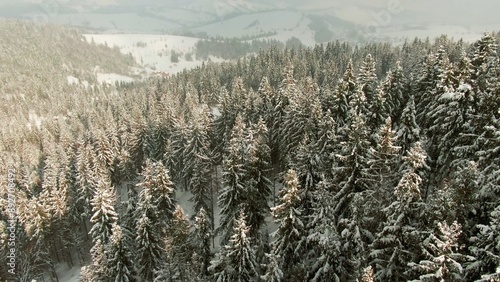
[1,0,499,27]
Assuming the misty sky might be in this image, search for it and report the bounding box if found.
[1,0,499,27]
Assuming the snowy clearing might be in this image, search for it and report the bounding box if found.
[84,34,226,75]
[96,72,135,85]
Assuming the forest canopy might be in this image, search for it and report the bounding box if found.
[0,20,499,281]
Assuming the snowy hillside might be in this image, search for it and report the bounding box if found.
[375,23,487,45]
[193,10,317,45]
[84,34,226,75]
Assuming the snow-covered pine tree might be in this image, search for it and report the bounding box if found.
[408,221,473,282]
[261,252,284,282]
[332,60,357,127]
[208,252,229,281]
[357,54,378,105]
[280,75,322,163]
[362,117,402,230]
[369,142,427,281]
[426,52,471,178]
[143,110,171,163]
[107,223,137,281]
[89,178,118,246]
[122,185,138,242]
[193,207,212,279]
[213,211,259,281]
[331,107,371,218]
[94,128,117,182]
[367,85,389,133]
[382,61,407,120]
[314,112,337,179]
[414,50,444,129]
[217,114,249,245]
[184,106,214,224]
[270,169,307,280]
[87,239,108,281]
[182,104,212,190]
[165,206,195,281]
[470,33,498,96]
[338,192,374,280]
[306,181,343,281]
[396,95,421,154]
[135,189,164,281]
[136,159,176,232]
[256,76,280,164]
[468,205,500,281]
[125,115,147,174]
[75,139,98,220]
[245,117,273,239]
[472,91,500,216]
[213,78,247,164]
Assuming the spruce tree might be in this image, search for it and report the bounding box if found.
[261,252,284,282]
[89,178,118,246]
[212,211,259,281]
[396,95,421,154]
[383,61,407,120]
[468,205,500,281]
[306,181,344,281]
[338,192,374,280]
[87,239,108,281]
[280,75,321,162]
[369,142,428,282]
[165,206,195,281]
[107,223,137,282]
[332,60,357,127]
[270,169,307,280]
[136,159,176,232]
[193,207,212,279]
[364,116,401,202]
[185,108,214,224]
[332,108,371,218]
[217,114,249,245]
[408,221,473,282]
[358,54,378,104]
[135,186,165,281]
[245,117,273,239]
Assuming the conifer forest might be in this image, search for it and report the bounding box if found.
[0,19,500,281]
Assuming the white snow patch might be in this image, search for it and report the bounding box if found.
[53,263,81,282]
[378,24,484,45]
[211,106,222,118]
[96,72,134,85]
[67,75,79,85]
[440,92,458,100]
[193,10,317,46]
[458,83,472,92]
[83,34,226,76]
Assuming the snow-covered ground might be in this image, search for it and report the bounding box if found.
[84,34,226,76]
[96,72,135,85]
[375,23,487,45]
[51,13,181,33]
[55,264,81,282]
[193,10,317,46]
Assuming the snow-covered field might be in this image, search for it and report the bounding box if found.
[84,34,226,76]
[375,23,487,45]
[51,13,181,33]
[96,72,135,85]
[193,10,317,46]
